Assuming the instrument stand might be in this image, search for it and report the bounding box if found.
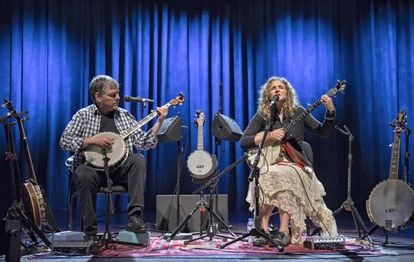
[211,136,235,233]
[1,115,51,249]
[98,149,115,249]
[221,114,284,252]
[175,139,183,230]
[157,138,186,233]
[166,192,207,241]
[167,154,248,242]
[366,125,411,245]
[183,182,235,244]
[332,125,373,243]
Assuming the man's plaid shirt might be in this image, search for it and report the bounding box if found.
[60,104,158,169]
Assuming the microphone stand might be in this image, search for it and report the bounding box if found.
[332,125,372,242]
[99,148,114,249]
[221,104,284,252]
[175,138,183,229]
[139,101,147,120]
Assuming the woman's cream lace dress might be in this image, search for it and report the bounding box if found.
[246,160,338,244]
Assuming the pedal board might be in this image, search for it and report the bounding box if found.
[52,240,94,254]
[303,235,346,250]
[50,231,93,254]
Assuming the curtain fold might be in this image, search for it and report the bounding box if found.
[0,0,413,220]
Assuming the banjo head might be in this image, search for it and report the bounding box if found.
[187,150,215,180]
[84,131,127,169]
[366,179,414,231]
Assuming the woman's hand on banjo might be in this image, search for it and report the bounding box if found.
[268,128,285,142]
[254,128,285,146]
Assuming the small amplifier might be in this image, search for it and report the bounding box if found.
[303,235,346,250]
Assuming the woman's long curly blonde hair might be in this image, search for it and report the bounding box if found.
[258,76,300,119]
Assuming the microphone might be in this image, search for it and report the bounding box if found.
[124,95,154,103]
[269,95,279,107]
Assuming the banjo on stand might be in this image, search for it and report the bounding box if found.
[3,99,47,229]
[366,111,414,232]
[84,93,185,170]
[187,110,217,181]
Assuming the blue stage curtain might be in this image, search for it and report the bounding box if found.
[0,0,413,222]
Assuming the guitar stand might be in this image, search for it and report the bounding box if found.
[365,225,389,245]
[15,202,52,247]
[1,114,51,249]
[332,125,373,242]
[363,126,412,245]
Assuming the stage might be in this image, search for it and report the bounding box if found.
[14,209,414,261]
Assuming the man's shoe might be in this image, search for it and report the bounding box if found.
[127,215,145,233]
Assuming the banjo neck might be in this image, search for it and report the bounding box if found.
[121,109,159,140]
[187,110,216,180]
[197,117,204,150]
[17,113,38,182]
[282,80,346,134]
[366,110,413,232]
[4,99,38,182]
[388,110,407,180]
[121,94,184,140]
[389,130,402,180]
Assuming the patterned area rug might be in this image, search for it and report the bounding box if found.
[93,234,383,259]
[26,233,386,260]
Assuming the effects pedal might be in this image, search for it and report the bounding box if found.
[116,230,150,246]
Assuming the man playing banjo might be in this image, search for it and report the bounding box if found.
[60,75,168,239]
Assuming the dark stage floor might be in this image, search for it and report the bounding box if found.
[7,207,414,261]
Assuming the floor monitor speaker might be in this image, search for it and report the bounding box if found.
[212,113,242,142]
[157,115,182,143]
[156,194,228,232]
